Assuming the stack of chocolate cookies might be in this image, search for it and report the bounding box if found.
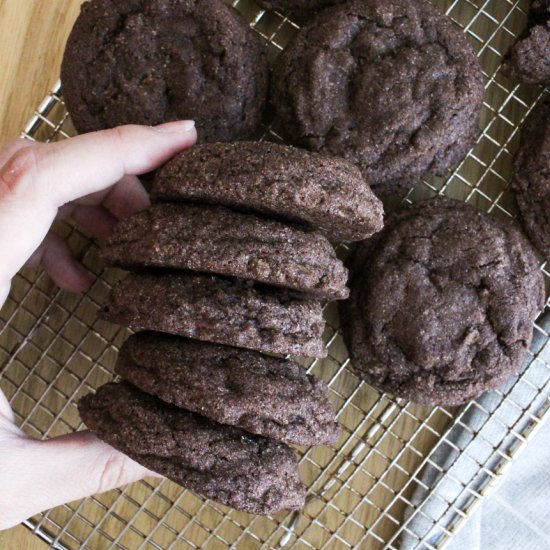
[79,141,384,514]
[63,0,548,517]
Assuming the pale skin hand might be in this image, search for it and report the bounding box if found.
[0,121,197,530]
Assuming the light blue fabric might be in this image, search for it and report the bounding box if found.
[401,331,550,550]
[446,413,550,550]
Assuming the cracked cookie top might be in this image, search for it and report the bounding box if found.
[61,0,268,142]
[152,141,383,243]
[79,381,305,515]
[340,197,545,405]
[100,202,349,300]
[115,332,340,446]
[511,99,550,261]
[503,0,550,85]
[271,0,485,196]
[100,271,328,358]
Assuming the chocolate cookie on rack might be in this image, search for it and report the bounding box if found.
[271,0,484,196]
[61,0,268,142]
[503,0,550,85]
[100,272,327,358]
[100,202,349,300]
[152,141,383,243]
[340,197,545,405]
[115,332,340,446]
[79,382,305,515]
[256,0,344,17]
[511,99,550,261]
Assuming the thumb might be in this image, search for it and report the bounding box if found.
[0,430,157,530]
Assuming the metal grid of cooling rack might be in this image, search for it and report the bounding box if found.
[1,0,549,548]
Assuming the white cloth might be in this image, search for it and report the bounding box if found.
[401,330,550,550]
[446,413,550,550]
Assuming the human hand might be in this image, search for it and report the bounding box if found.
[0,121,196,529]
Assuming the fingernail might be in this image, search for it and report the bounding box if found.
[153,120,195,133]
[146,469,164,479]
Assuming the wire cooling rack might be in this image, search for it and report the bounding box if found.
[1,0,549,548]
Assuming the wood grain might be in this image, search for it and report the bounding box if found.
[0,0,84,145]
[0,525,48,549]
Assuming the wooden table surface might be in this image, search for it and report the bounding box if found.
[0,0,86,144]
[0,0,86,544]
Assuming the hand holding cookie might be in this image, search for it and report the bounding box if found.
[0,121,196,529]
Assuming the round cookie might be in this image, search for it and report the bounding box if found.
[503,0,550,85]
[511,99,550,261]
[340,197,545,405]
[152,141,384,243]
[271,0,485,196]
[100,272,327,358]
[256,0,345,17]
[61,0,268,142]
[115,332,340,446]
[79,382,305,515]
[100,202,349,300]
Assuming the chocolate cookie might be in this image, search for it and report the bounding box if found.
[271,0,485,196]
[79,382,305,514]
[503,1,550,85]
[100,203,349,300]
[152,141,383,242]
[340,198,545,405]
[100,272,327,357]
[61,0,268,142]
[511,99,550,261]
[256,0,344,17]
[115,332,340,445]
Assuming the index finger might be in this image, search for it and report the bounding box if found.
[0,120,196,207]
[0,121,196,289]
